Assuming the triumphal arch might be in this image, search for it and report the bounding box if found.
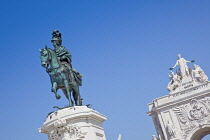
[148,54,210,140]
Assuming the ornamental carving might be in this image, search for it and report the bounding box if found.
[173,98,210,139]
[165,121,176,138]
[49,119,86,140]
[188,99,208,120]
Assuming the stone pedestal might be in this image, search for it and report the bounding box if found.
[39,106,107,140]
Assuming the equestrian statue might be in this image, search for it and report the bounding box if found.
[40,30,82,107]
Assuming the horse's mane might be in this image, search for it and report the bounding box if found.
[46,48,53,52]
[46,48,60,64]
[46,48,56,57]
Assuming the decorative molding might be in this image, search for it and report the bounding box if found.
[170,82,209,97]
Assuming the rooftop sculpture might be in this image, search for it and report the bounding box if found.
[167,54,208,92]
[40,30,83,107]
[170,54,194,78]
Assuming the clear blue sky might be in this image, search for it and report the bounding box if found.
[1,0,210,140]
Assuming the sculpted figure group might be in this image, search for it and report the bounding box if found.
[167,54,208,92]
[192,64,208,82]
[167,71,181,92]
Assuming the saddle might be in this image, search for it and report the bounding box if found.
[62,62,82,86]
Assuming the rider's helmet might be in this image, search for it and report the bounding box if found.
[51,30,62,45]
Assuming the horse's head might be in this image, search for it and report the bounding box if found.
[40,48,50,68]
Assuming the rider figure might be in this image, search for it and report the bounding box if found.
[51,30,82,85]
[51,30,72,68]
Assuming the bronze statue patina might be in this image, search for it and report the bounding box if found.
[40,30,82,107]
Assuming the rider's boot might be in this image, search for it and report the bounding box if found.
[67,66,73,84]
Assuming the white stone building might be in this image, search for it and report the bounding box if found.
[148,54,210,140]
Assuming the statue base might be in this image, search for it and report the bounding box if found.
[39,106,107,140]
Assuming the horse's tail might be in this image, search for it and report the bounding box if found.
[72,68,82,86]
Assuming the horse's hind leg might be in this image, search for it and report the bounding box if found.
[62,89,68,100]
[52,82,61,99]
[73,87,82,106]
[63,80,73,107]
[62,89,73,105]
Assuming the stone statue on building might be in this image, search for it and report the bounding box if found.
[167,54,196,92]
[192,64,208,82]
[167,71,181,92]
[170,54,194,78]
[40,30,83,107]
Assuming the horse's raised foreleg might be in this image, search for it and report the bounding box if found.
[73,86,82,106]
[64,79,73,107]
[52,82,61,99]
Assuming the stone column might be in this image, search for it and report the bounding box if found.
[39,106,107,140]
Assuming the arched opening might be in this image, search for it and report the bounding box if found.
[189,125,210,140]
[202,134,210,140]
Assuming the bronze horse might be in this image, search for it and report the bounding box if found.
[40,47,82,107]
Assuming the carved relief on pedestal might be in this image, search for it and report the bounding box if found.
[173,98,210,139]
[50,129,59,140]
[49,119,86,140]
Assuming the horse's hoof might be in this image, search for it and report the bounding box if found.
[68,104,74,107]
[56,94,61,100]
